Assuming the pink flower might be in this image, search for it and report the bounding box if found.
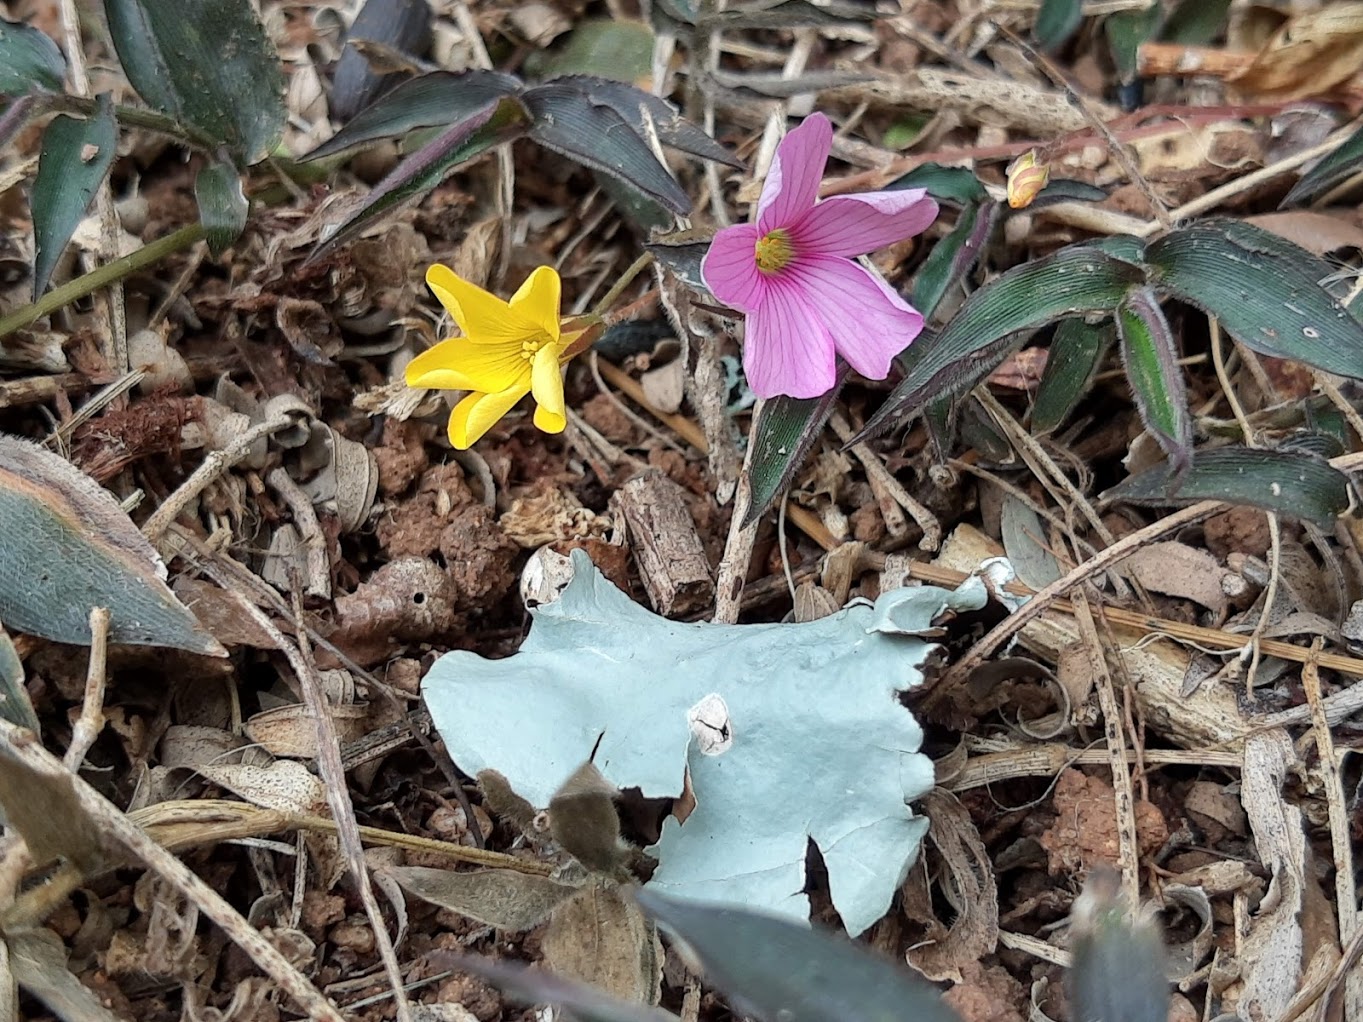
[701,113,939,399]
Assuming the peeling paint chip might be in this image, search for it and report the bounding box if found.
[687,694,733,755]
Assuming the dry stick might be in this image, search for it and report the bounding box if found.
[219,579,413,1022]
[714,408,763,624]
[593,358,841,551]
[944,450,1363,688]
[946,745,1241,792]
[1135,134,1347,238]
[141,413,301,544]
[829,412,942,550]
[1210,320,1280,696]
[1071,589,1141,909]
[63,607,109,771]
[1300,641,1359,951]
[0,719,346,1022]
[997,23,1172,231]
[266,467,331,600]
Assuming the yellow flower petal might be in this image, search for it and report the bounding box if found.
[508,265,563,344]
[405,335,530,394]
[533,403,567,434]
[530,343,566,421]
[426,264,538,344]
[447,385,529,449]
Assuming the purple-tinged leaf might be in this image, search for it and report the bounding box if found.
[523,83,690,215]
[911,200,997,321]
[854,243,1145,443]
[330,0,432,121]
[305,96,529,265]
[303,69,522,162]
[1117,286,1190,472]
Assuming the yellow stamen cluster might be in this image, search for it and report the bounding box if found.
[754,229,795,274]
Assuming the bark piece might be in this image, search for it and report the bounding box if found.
[614,472,713,616]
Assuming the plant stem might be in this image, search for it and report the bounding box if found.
[590,250,655,318]
[51,93,220,150]
[0,223,206,341]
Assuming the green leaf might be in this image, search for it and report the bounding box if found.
[1281,121,1363,208]
[1106,4,1163,83]
[446,953,677,1022]
[1025,178,1108,208]
[527,18,654,83]
[885,162,987,205]
[0,435,226,655]
[1117,286,1191,471]
[645,235,711,290]
[194,159,248,256]
[1160,0,1231,44]
[30,93,117,298]
[1035,0,1083,52]
[422,551,984,935]
[1031,318,1113,434]
[0,621,39,734]
[856,244,1146,442]
[1102,446,1349,527]
[103,0,285,163]
[911,201,997,320]
[306,97,530,264]
[523,82,690,215]
[557,77,742,169]
[1145,217,1363,379]
[637,890,963,1022]
[0,17,65,96]
[302,70,522,162]
[742,377,846,528]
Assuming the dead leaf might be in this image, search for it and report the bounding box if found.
[1231,3,1363,101]
[386,866,578,931]
[543,881,662,1007]
[1115,541,1237,620]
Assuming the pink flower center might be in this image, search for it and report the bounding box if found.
[753,229,795,274]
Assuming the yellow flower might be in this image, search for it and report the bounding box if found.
[407,264,583,449]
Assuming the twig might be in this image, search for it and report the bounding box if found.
[829,412,941,550]
[1071,590,1141,907]
[142,412,302,544]
[63,608,109,771]
[0,719,346,1022]
[0,224,206,340]
[266,467,331,599]
[713,414,762,623]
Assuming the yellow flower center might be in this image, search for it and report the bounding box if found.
[520,335,547,361]
[754,229,795,274]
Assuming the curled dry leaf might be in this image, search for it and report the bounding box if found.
[0,435,225,655]
[327,556,457,665]
[244,702,370,759]
[1114,541,1238,621]
[196,759,329,815]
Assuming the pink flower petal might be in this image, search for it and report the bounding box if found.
[790,188,938,258]
[742,275,838,399]
[756,113,832,235]
[786,254,924,381]
[702,222,767,311]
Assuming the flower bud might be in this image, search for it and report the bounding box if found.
[1006,149,1051,209]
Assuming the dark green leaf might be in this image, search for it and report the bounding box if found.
[922,393,956,462]
[1117,286,1190,471]
[303,70,522,161]
[1146,217,1363,379]
[0,621,39,734]
[1102,446,1349,527]
[527,19,653,83]
[194,160,248,256]
[331,0,432,121]
[1035,0,1083,52]
[742,376,846,528]
[1281,121,1363,208]
[855,244,1146,442]
[1024,178,1108,207]
[443,952,676,1022]
[1106,4,1163,83]
[636,889,962,1022]
[885,162,987,205]
[1160,0,1231,44]
[597,170,674,231]
[103,0,285,163]
[958,395,1012,462]
[911,201,997,320]
[1086,234,1147,264]
[1031,318,1113,434]
[523,83,690,215]
[306,96,530,264]
[557,77,743,169]
[0,17,65,96]
[31,93,117,298]
[1068,872,1170,1022]
[645,235,711,290]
